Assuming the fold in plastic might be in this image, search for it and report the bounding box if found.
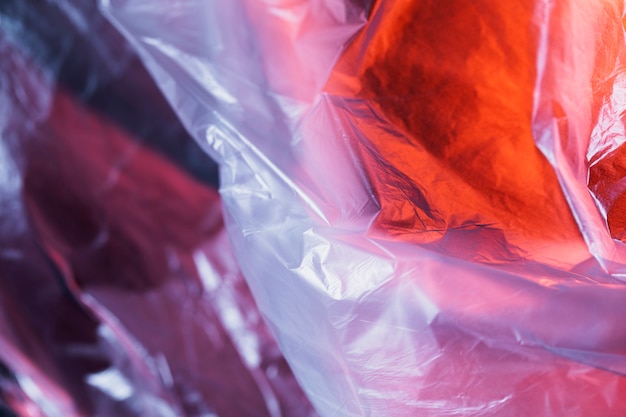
[103,0,626,416]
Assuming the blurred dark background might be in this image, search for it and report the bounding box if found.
[0,0,219,188]
[0,1,219,415]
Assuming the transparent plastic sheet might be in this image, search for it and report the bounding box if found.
[101,0,626,416]
[0,2,316,416]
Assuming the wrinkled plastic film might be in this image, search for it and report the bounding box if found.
[102,0,626,416]
[0,2,316,416]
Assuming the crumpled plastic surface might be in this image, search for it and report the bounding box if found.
[101,0,626,416]
[0,2,316,416]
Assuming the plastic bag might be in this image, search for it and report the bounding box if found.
[0,1,314,416]
[102,0,626,415]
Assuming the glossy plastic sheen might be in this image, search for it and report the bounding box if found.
[102,0,626,416]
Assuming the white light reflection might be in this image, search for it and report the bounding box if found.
[193,250,221,291]
[86,368,134,401]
